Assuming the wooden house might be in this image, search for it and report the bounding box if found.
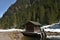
[25,21,41,33]
[22,21,47,39]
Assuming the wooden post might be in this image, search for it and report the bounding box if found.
[40,29,47,40]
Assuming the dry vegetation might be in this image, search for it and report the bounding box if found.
[0,31,34,40]
[46,31,60,36]
[9,31,23,40]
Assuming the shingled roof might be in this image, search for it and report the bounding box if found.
[28,21,41,25]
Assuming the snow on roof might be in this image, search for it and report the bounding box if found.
[41,25,51,29]
[0,29,25,32]
[41,22,60,29]
[41,22,60,32]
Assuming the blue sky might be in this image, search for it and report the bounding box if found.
[0,0,16,18]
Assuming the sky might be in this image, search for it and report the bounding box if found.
[0,0,16,18]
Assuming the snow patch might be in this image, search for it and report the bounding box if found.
[0,29,25,32]
[47,35,60,38]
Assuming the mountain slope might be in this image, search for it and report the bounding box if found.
[0,0,60,29]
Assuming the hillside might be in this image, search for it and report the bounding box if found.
[0,0,60,29]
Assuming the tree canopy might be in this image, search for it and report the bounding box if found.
[0,0,60,29]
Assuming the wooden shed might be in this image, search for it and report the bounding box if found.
[25,21,41,33]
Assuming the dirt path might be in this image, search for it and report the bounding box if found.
[0,32,11,40]
[0,32,23,40]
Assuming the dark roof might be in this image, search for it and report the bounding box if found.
[28,21,41,25]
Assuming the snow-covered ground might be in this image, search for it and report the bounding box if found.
[44,29,60,32]
[47,35,60,40]
[47,35,60,38]
[0,29,25,32]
